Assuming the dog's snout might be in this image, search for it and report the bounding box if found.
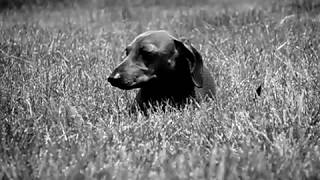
[108,73,121,85]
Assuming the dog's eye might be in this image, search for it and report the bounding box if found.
[140,49,156,67]
[141,49,154,58]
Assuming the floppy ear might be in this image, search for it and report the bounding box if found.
[173,38,203,88]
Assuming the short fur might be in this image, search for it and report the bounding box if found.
[108,30,216,113]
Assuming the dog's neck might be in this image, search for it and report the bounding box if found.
[138,72,196,106]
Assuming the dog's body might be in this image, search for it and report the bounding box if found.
[108,30,215,112]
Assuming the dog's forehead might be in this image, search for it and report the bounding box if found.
[130,31,175,50]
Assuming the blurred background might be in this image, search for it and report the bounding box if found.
[0,0,319,15]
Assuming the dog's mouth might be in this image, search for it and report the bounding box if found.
[110,82,136,90]
[108,74,157,90]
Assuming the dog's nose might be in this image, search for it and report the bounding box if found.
[108,73,121,85]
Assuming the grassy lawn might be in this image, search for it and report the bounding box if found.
[0,0,320,179]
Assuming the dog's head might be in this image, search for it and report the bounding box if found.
[108,30,203,90]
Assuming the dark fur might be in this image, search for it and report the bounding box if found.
[108,30,216,113]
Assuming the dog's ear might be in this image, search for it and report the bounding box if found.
[174,38,203,88]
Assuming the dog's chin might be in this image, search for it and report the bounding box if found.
[112,84,136,90]
[111,81,146,90]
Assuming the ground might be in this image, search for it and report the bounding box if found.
[0,0,320,180]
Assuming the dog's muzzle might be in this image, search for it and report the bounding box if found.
[108,71,157,90]
[107,73,131,90]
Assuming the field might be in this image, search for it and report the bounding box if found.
[0,0,320,179]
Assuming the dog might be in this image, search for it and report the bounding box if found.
[108,30,216,113]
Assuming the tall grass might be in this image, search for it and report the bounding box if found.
[0,0,320,179]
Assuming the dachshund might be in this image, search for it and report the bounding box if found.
[108,30,216,113]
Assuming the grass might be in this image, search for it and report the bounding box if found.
[0,0,320,179]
